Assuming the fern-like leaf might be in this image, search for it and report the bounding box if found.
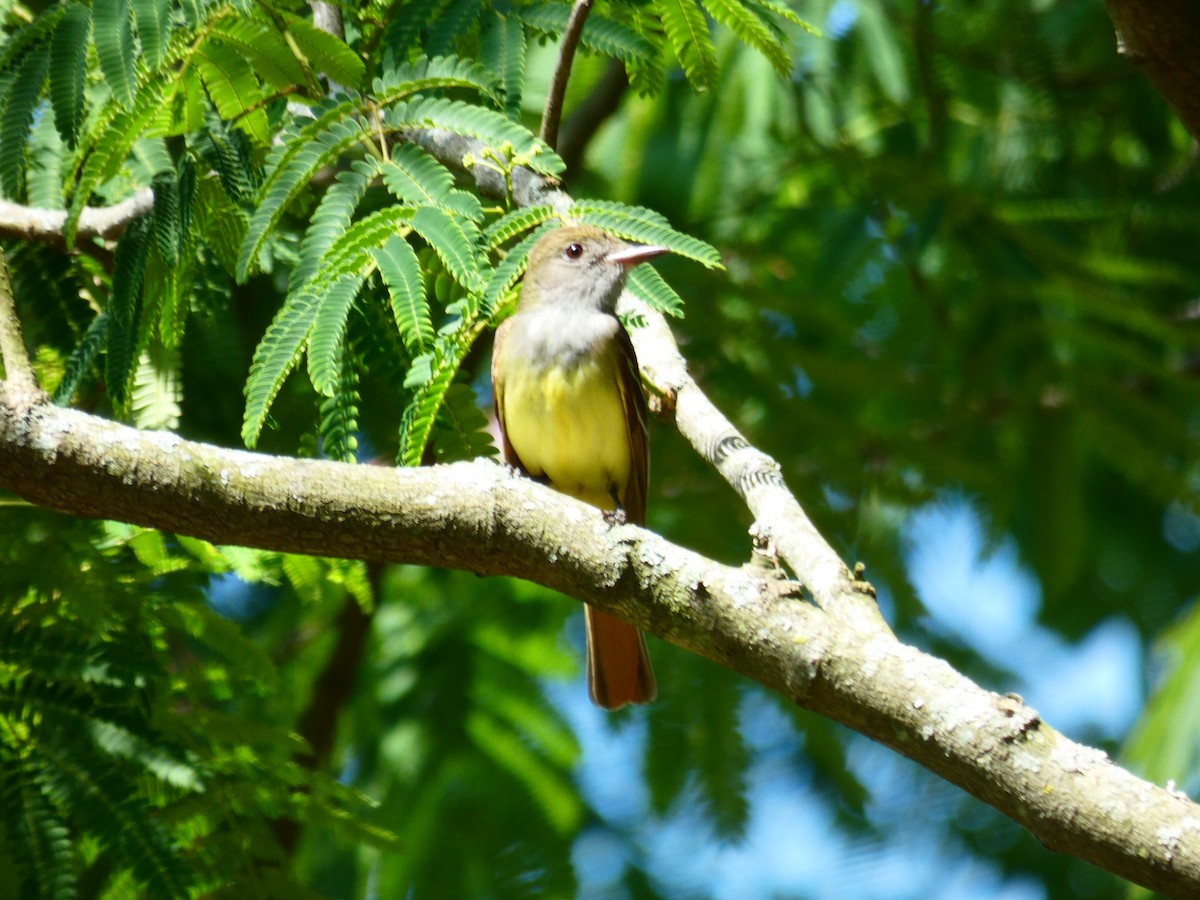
[427,0,486,56]
[381,143,468,213]
[744,0,821,33]
[481,14,526,116]
[0,4,67,75]
[199,115,261,206]
[433,382,495,461]
[130,342,182,431]
[283,12,366,90]
[131,0,169,68]
[519,3,656,65]
[290,157,381,292]
[307,269,373,397]
[399,344,463,466]
[654,0,717,91]
[627,262,685,316]
[1,758,76,900]
[36,738,193,898]
[482,204,558,249]
[48,3,90,148]
[383,95,565,174]
[53,313,108,406]
[411,205,483,293]
[317,344,361,463]
[701,0,791,77]
[106,216,153,408]
[238,109,371,280]
[372,54,502,107]
[64,77,172,245]
[570,199,723,268]
[201,18,303,97]
[0,43,49,200]
[242,288,321,447]
[381,142,485,221]
[479,222,559,315]
[150,170,180,264]
[194,45,270,146]
[374,235,434,352]
[93,0,136,107]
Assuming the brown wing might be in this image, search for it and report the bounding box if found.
[614,322,649,526]
[490,317,524,471]
[590,327,657,708]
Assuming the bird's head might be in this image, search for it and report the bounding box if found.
[520,225,669,313]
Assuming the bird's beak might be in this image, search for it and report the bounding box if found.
[607,243,670,268]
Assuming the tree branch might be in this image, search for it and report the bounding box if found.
[540,0,594,153]
[1104,0,1200,141]
[2,385,1200,896]
[0,189,154,246]
[0,248,42,397]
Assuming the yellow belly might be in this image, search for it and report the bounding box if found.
[502,355,630,510]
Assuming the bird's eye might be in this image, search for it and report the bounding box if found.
[564,242,584,260]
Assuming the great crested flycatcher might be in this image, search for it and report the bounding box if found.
[491,225,668,709]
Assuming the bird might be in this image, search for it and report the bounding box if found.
[491,224,667,709]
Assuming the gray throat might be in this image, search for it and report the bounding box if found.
[510,307,620,372]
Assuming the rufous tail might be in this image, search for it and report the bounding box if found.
[585,605,657,709]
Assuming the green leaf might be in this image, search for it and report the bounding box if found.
[399,345,462,466]
[238,107,370,280]
[205,17,306,93]
[200,115,261,205]
[481,14,526,117]
[372,54,502,106]
[654,0,718,91]
[411,206,483,294]
[106,217,153,408]
[194,46,271,146]
[519,3,656,65]
[318,346,361,463]
[701,0,792,78]
[242,289,322,447]
[0,758,76,900]
[381,142,455,209]
[64,77,173,246]
[48,3,90,147]
[290,157,381,293]
[467,710,581,834]
[93,0,136,107]
[627,262,685,317]
[570,199,723,268]
[479,222,558,315]
[131,0,169,69]
[130,342,182,431]
[0,42,48,199]
[433,382,494,461]
[427,0,486,56]
[308,270,373,397]
[53,313,109,406]
[284,13,366,90]
[482,204,558,249]
[373,235,433,352]
[150,170,180,265]
[381,96,565,177]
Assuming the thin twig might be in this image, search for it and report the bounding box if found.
[0,247,42,397]
[540,0,594,152]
